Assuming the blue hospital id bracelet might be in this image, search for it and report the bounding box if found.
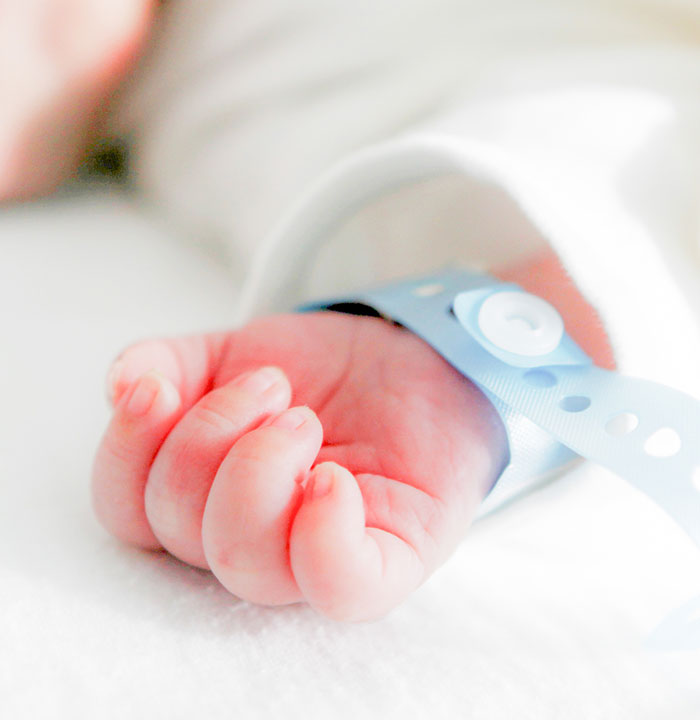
[304,267,700,548]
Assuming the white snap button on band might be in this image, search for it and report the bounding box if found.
[477,291,564,357]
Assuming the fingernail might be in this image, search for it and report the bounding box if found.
[309,469,333,500]
[234,367,283,395]
[270,406,311,431]
[126,370,165,416]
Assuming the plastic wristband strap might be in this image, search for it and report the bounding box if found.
[304,268,700,549]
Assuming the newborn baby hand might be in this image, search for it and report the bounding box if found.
[92,313,508,620]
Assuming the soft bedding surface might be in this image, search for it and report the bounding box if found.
[2,187,700,719]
